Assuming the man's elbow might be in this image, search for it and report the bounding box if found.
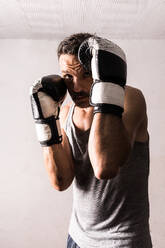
[51,182,69,191]
[53,185,67,191]
[94,166,119,180]
[50,177,73,191]
[94,152,130,180]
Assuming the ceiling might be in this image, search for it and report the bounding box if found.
[0,0,165,40]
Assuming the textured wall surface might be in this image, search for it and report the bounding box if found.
[0,0,165,39]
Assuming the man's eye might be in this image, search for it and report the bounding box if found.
[64,74,73,80]
[83,71,91,78]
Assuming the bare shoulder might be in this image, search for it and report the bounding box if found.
[59,102,72,128]
[123,85,148,143]
[125,85,146,103]
[124,85,146,114]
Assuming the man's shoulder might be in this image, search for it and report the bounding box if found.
[124,85,148,143]
[124,85,146,112]
[125,85,145,98]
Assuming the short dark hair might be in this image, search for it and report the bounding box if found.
[57,32,94,59]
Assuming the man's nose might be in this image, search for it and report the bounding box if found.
[72,77,83,92]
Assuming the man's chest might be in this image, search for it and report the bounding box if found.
[72,106,94,132]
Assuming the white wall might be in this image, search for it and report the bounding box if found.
[0,39,164,248]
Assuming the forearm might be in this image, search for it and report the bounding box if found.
[43,132,74,191]
[30,75,74,190]
[88,113,131,179]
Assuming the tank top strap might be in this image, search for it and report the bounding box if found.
[64,102,75,134]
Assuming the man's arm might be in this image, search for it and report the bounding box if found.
[88,86,147,180]
[30,75,74,191]
[43,105,75,191]
[78,36,147,180]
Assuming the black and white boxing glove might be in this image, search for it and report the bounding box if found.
[78,36,127,117]
[30,75,67,146]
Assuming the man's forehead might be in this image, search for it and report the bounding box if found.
[59,54,82,72]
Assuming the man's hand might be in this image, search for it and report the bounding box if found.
[30,75,67,146]
[78,36,127,117]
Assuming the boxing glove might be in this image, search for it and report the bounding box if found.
[30,75,67,146]
[78,36,127,117]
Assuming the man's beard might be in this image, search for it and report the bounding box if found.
[68,90,90,108]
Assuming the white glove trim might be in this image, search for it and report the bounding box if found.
[35,119,62,143]
[88,37,126,63]
[30,79,42,95]
[35,123,52,142]
[91,82,125,108]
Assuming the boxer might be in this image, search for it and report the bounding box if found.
[30,33,152,248]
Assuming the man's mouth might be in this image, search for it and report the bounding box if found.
[70,92,89,101]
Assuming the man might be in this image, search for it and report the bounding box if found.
[30,33,152,247]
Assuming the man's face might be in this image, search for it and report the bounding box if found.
[59,54,93,108]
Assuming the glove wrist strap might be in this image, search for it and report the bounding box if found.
[93,105,123,117]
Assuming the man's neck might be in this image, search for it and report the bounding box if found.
[75,105,93,114]
[73,105,94,131]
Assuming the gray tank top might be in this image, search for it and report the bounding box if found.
[65,103,152,248]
